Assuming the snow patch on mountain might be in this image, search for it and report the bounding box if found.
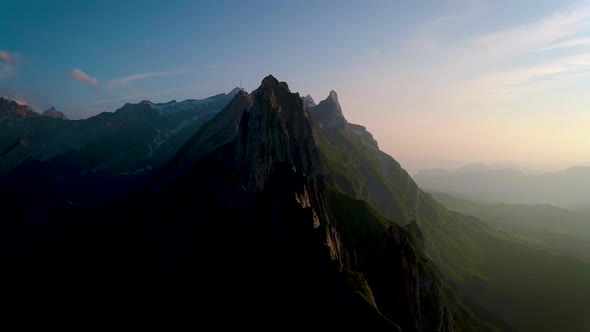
[152,109,221,148]
[149,99,215,115]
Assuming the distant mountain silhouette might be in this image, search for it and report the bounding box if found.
[414,165,590,206]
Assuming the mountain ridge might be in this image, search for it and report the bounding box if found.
[414,165,590,206]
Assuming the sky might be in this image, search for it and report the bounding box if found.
[1,0,589,172]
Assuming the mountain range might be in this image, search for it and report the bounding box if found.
[414,165,590,207]
[430,192,590,262]
[1,76,589,331]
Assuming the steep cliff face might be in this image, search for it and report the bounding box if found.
[310,93,419,224]
[323,186,490,332]
[235,76,323,191]
[310,91,496,331]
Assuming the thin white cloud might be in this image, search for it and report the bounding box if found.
[105,65,223,89]
[71,68,98,86]
[394,0,590,105]
[106,70,180,88]
[448,53,590,99]
[468,2,590,58]
[535,37,590,52]
[0,50,15,64]
[0,50,17,80]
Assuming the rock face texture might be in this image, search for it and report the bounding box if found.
[236,76,323,190]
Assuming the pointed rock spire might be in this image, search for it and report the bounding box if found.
[309,90,347,129]
[42,107,68,120]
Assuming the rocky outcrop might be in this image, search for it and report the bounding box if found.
[309,90,347,129]
[42,107,68,120]
[236,75,323,191]
[374,224,457,332]
[302,94,316,109]
[0,97,39,123]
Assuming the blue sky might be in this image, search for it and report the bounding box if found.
[1,0,590,170]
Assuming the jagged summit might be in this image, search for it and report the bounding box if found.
[238,75,323,190]
[309,90,347,129]
[0,97,40,120]
[256,74,287,91]
[227,87,243,98]
[43,107,68,120]
[302,94,316,108]
[328,90,339,102]
[166,74,323,192]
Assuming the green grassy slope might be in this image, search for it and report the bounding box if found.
[431,191,590,262]
[312,116,590,332]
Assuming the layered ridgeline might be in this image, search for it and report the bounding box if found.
[0,90,239,213]
[413,165,590,207]
[430,191,590,262]
[308,91,590,331]
[0,90,241,175]
[0,76,488,331]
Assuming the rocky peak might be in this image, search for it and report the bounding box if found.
[302,94,316,109]
[0,97,40,119]
[236,75,323,191]
[310,90,347,129]
[328,90,339,102]
[227,87,244,98]
[42,107,68,120]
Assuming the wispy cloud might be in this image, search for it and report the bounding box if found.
[0,50,15,64]
[467,2,590,58]
[105,70,181,88]
[535,37,590,52]
[71,68,98,86]
[0,50,18,80]
[396,1,590,105]
[443,53,590,103]
[105,65,221,89]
